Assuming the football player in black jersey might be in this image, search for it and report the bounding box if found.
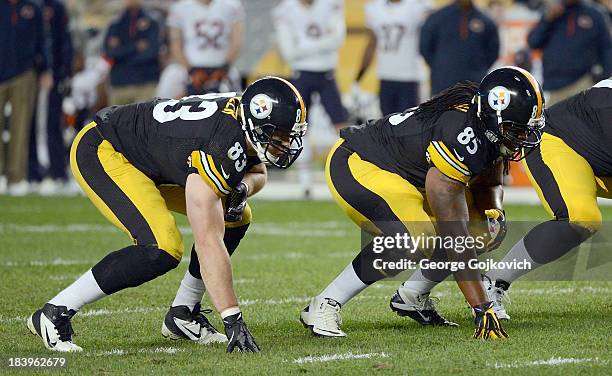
[300,67,545,339]
[480,78,612,319]
[27,77,307,353]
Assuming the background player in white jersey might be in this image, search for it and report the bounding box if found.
[355,0,433,116]
[167,0,244,95]
[273,0,348,198]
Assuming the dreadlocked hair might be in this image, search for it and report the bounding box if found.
[414,81,480,129]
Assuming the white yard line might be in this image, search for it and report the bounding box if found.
[0,259,92,267]
[0,222,353,238]
[240,296,311,306]
[489,357,608,369]
[86,347,185,357]
[293,351,389,364]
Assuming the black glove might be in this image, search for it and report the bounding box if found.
[223,312,260,353]
[225,182,248,222]
[473,301,508,340]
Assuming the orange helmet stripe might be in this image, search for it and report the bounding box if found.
[514,67,543,118]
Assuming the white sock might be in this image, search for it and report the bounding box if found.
[486,238,541,284]
[401,269,438,295]
[48,269,106,311]
[318,263,368,306]
[172,271,206,310]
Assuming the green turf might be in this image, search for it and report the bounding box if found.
[0,196,610,375]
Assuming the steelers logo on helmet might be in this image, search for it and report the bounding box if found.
[250,94,274,120]
[488,86,511,112]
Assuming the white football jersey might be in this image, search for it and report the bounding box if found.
[273,0,346,72]
[365,0,432,82]
[167,0,244,67]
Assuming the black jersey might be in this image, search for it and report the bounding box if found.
[339,107,500,187]
[544,79,612,176]
[95,94,259,196]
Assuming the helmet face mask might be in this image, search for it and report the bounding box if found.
[477,66,545,162]
[247,119,306,168]
[240,76,308,169]
[497,119,544,160]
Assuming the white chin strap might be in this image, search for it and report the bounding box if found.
[240,103,274,164]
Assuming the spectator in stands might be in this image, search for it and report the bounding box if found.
[355,0,432,116]
[528,0,611,105]
[0,0,52,196]
[273,0,347,199]
[28,0,74,195]
[419,0,500,95]
[103,0,161,105]
[167,0,244,95]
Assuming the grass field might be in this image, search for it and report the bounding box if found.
[1,196,610,375]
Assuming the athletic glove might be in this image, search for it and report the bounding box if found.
[225,182,249,222]
[223,312,260,353]
[472,301,508,340]
[485,209,507,251]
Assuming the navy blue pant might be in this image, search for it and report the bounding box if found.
[28,85,67,181]
[292,70,348,125]
[379,80,419,116]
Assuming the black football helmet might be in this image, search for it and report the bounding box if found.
[240,76,308,169]
[476,66,545,161]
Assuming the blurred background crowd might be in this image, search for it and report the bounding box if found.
[0,0,610,197]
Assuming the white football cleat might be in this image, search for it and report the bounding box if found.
[27,304,83,352]
[483,275,510,320]
[162,303,227,345]
[390,285,458,326]
[300,297,346,337]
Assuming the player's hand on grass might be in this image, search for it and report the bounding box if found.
[473,302,508,340]
[225,182,249,222]
[223,312,260,353]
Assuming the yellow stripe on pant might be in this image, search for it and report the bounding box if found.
[70,122,184,260]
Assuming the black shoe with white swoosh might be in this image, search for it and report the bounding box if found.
[162,303,227,345]
[27,303,82,352]
[390,290,458,327]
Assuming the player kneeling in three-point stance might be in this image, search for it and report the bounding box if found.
[301,67,544,339]
[27,76,307,353]
[480,78,612,319]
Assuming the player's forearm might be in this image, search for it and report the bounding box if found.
[196,238,239,312]
[226,22,243,65]
[468,162,504,216]
[440,225,488,307]
[426,168,488,306]
[186,175,240,313]
[169,28,189,68]
[469,185,503,222]
[356,30,376,82]
[190,211,240,312]
[172,47,189,69]
[243,172,266,197]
